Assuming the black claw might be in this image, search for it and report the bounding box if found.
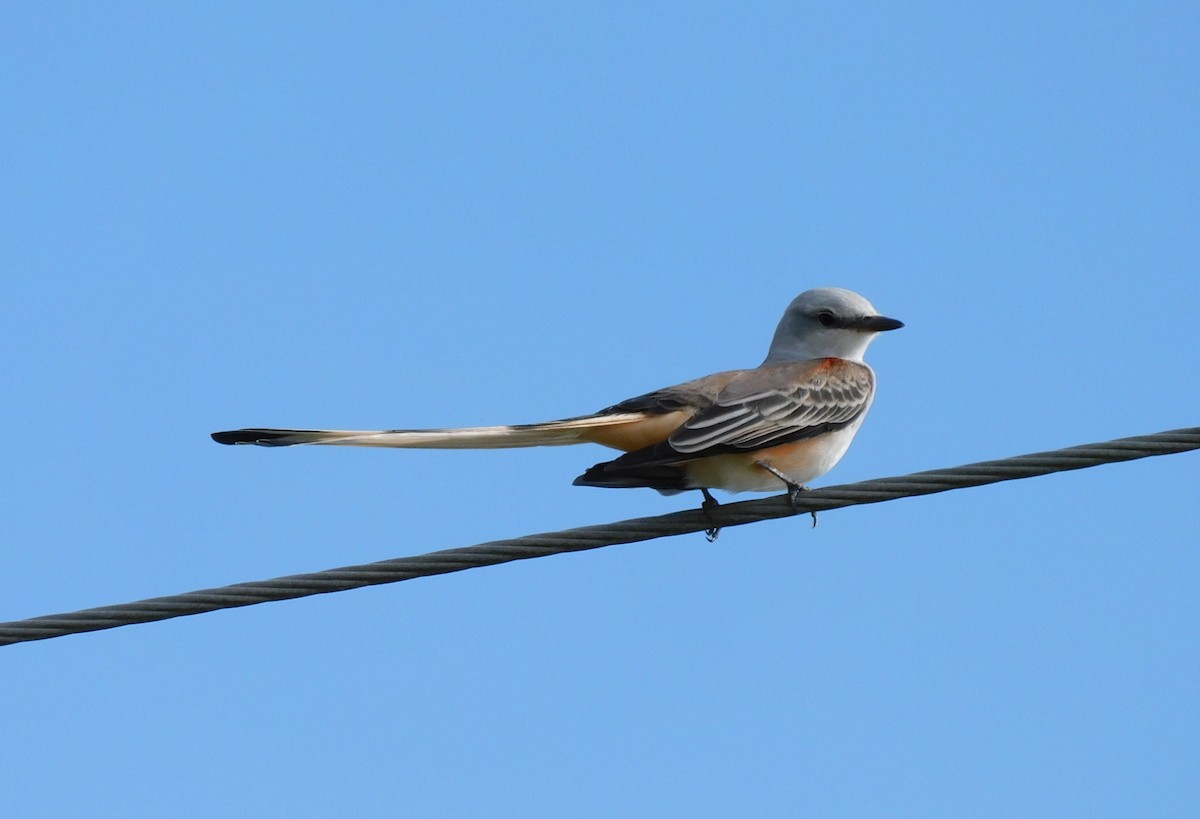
[700,488,721,541]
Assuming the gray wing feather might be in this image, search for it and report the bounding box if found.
[667,361,875,455]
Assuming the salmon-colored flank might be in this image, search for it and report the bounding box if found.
[579,410,692,452]
[680,437,828,492]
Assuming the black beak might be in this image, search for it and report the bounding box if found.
[855,314,905,332]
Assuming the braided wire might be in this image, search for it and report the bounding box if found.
[2,426,1196,646]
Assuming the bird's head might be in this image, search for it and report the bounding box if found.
[764,287,903,364]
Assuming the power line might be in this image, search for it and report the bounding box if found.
[1,426,1196,647]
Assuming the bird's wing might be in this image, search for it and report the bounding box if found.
[668,357,875,455]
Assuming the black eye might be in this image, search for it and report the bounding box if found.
[816,311,837,327]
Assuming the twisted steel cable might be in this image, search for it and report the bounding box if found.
[2,426,1196,647]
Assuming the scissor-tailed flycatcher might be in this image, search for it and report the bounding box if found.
[213,288,902,504]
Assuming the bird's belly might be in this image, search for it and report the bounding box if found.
[679,420,864,493]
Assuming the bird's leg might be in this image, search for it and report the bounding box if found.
[700,488,721,542]
[755,460,818,528]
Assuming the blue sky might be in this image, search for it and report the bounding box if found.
[2,2,1197,816]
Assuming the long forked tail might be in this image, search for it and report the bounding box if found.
[210,413,648,450]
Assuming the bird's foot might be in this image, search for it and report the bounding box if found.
[756,460,818,528]
[789,484,817,528]
[700,488,721,542]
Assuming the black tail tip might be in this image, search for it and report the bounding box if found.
[211,429,292,446]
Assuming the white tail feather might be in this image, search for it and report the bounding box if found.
[212,413,648,449]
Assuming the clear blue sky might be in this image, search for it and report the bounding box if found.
[3,3,1197,816]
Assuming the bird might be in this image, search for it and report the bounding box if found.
[212,288,902,521]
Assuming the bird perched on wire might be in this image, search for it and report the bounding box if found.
[213,287,902,533]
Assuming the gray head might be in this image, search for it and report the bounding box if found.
[763,287,903,364]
